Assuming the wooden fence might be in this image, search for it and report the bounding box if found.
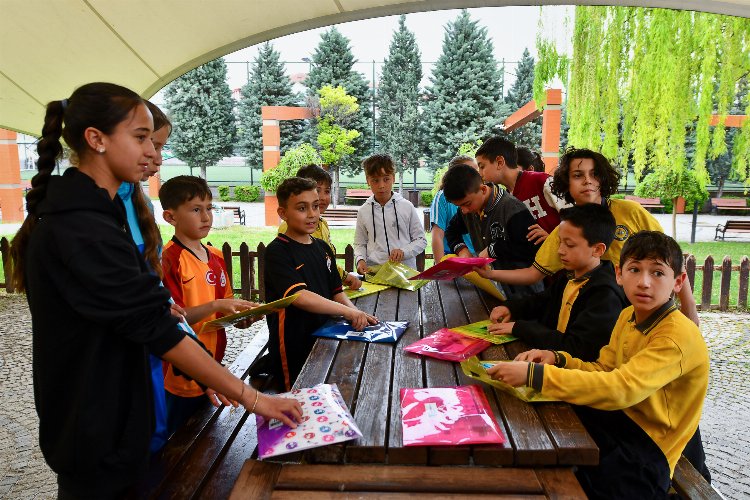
[0,238,747,311]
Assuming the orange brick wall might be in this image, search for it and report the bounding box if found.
[0,129,25,222]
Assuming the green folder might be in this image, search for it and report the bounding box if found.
[366,261,428,292]
[450,319,516,345]
[460,356,558,403]
[345,281,391,299]
[199,293,300,334]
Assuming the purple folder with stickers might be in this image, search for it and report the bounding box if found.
[312,318,409,343]
[256,383,362,459]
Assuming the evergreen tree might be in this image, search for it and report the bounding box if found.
[165,58,236,179]
[304,28,371,175]
[237,42,300,177]
[502,48,542,148]
[423,10,503,168]
[377,15,423,191]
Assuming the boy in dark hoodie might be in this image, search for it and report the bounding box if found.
[488,203,627,361]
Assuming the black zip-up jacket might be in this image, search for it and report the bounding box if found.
[504,260,628,361]
[25,168,185,496]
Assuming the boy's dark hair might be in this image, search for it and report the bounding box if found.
[441,164,483,202]
[551,147,622,204]
[296,164,332,187]
[559,203,616,249]
[620,231,683,276]
[160,176,212,210]
[145,100,171,133]
[277,177,318,207]
[475,136,518,168]
[517,146,545,172]
[362,153,395,177]
[449,154,475,168]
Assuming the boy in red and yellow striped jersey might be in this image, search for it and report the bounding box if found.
[160,176,256,435]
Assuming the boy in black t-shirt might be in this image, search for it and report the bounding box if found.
[265,177,378,390]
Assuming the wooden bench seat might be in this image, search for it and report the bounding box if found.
[345,189,373,205]
[711,197,748,214]
[625,195,664,212]
[322,207,359,222]
[715,220,750,240]
[672,455,722,499]
[223,205,246,225]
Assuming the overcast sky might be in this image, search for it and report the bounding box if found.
[221,6,572,94]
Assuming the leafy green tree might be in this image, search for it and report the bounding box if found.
[304,28,371,175]
[502,48,542,148]
[315,86,361,206]
[422,10,503,168]
[260,143,322,194]
[237,42,300,175]
[377,15,423,191]
[165,58,236,178]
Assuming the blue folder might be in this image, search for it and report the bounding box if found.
[313,319,409,343]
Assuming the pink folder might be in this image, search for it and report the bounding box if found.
[403,328,491,361]
[408,257,495,281]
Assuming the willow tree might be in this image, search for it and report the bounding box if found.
[534,7,750,191]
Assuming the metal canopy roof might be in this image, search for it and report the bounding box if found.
[2,0,749,136]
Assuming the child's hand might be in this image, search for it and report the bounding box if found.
[346,309,378,331]
[486,361,530,387]
[170,303,187,322]
[514,349,556,365]
[356,260,369,275]
[472,265,493,279]
[389,249,404,262]
[487,321,514,335]
[343,273,362,290]
[234,318,259,329]
[215,298,257,315]
[251,391,303,429]
[478,247,489,258]
[490,305,512,323]
[526,224,549,245]
[206,388,238,408]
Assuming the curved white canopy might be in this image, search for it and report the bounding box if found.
[1,0,748,136]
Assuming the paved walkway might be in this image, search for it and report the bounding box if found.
[0,293,748,498]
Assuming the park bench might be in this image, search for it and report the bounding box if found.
[223,206,246,225]
[671,455,722,499]
[711,197,748,214]
[345,188,373,204]
[322,207,359,222]
[715,220,750,240]
[625,195,664,212]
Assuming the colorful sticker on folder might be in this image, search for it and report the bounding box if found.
[199,293,299,334]
[459,356,558,403]
[449,319,516,345]
[256,383,362,459]
[400,385,505,446]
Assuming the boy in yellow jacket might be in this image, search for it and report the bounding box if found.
[489,231,709,498]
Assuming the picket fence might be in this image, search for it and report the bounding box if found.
[0,238,747,311]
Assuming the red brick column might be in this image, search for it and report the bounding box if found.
[0,129,25,222]
[540,89,562,175]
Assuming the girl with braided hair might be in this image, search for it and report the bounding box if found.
[11,82,301,499]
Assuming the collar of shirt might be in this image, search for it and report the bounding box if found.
[480,183,503,219]
[629,298,678,335]
[565,262,603,283]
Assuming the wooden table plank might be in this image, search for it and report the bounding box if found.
[346,288,399,463]
[535,468,588,498]
[504,341,598,466]
[271,492,545,499]
[228,459,280,500]
[386,288,427,464]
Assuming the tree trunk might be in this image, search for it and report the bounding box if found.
[717,177,726,198]
[200,165,207,179]
[413,165,417,191]
[399,171,404,194]
[332,166,339,208]
[672,196,678,239]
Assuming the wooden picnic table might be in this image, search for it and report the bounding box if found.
[132,278,598,498]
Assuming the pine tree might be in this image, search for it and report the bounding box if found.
[237,42,300,176]
[304,27,372,175]
[377,15,423,192]
[422,10,503,168]
[165,58,236,179]
[502,48,542,148]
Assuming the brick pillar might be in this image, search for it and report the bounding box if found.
[541,89,562,175]
[0,129,25,222]
[148,174,161,199]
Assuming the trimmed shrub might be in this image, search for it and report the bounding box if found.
[218,185,231,201]
[420,190,434,207]
[235,185,260,202]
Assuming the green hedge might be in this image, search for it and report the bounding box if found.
[234,185,260,202]
[218,185,231,202]
[420,190,434,207]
